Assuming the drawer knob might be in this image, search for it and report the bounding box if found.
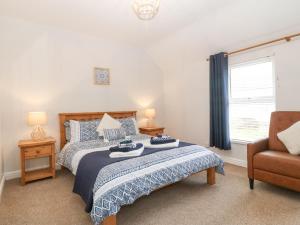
[36,150,40,154]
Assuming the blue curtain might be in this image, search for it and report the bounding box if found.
[209,52,231,150]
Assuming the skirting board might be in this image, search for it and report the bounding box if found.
[0,175,5,202]
[221,156,247,168]
[208,146,247,168]
[4,157,246,180]
[4,164,61,180]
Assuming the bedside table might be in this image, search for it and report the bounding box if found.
[139,127,165,136]
[18,137,56,185]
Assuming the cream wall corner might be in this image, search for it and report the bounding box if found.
[0,16,165,175]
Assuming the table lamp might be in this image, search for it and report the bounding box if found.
[145,108,156,127]
[27,112,47,140]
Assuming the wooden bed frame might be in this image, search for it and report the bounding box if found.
[58,111,216,225]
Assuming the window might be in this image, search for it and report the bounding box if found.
[229,58,275,143]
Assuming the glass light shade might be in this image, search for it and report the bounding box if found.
[145,108,156,119]
[27,112,47,126]
[132,0,160,20]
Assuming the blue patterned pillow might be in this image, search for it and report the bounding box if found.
[70,119,101,143]
[103,128,126,142]
[118,118,139,136]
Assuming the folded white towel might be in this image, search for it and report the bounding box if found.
[145,140,179,148]
[109,145,144,158]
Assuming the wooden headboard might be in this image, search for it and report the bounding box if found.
[58,111,137,149]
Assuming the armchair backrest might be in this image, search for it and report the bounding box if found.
[269,111,300,152]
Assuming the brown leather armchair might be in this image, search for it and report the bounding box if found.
[247,111,300,191]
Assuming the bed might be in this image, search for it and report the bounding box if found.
[57,111,224,225]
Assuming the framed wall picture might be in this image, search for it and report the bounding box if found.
[94,67,110,85]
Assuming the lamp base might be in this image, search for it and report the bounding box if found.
[31,125,46,141]
[147,119,156,128]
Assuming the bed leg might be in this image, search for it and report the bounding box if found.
[207,167,216,185]
[102,215,116,225]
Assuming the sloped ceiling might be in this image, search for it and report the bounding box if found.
[0,0,238,47]
[1,0,300,65]
[146,0,300,68]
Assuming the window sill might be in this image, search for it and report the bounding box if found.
[231,139,251,145]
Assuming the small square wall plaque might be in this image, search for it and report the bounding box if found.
[94,67,110,85]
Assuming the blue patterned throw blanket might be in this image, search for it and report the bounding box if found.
[57,135,224,225]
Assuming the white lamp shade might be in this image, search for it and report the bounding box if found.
[145,108,156,119]
[27,112,47,126]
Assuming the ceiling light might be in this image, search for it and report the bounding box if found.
[132,0,160,20]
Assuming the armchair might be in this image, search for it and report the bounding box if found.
[247,111,300,191]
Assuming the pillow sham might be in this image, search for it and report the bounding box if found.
[64,121,72,142]
[70,119,101,143]
[103,128,126,142]
[118,117,139,136]
[96,113,121,136]
[277,121,300,155]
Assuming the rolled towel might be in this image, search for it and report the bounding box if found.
[119,139,133,145]
[109,143,142,153]
[109,143,144,158]
[150,135,176,145]
[146,140,179,149]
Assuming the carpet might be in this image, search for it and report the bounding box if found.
[0,164,299,225]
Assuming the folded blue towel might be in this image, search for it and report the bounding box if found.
[150,135,176,145]
[110,143,143,153]
[119,140,132,145]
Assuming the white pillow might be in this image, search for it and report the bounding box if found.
[277,121,300,155]
[70,120,81,143]
[96,113,121,136]
[132,118,140,134]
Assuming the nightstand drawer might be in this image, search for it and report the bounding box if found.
[147,130,163,136]
[139,127,165,136]
[24,146,52,159]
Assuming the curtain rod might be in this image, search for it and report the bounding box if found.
[206,32,300,61]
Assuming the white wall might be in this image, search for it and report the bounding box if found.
[148,34,300,165]
[0,55,4,196]
[0,16,164,174]
[0,116,3,182]
[0,104,3,181]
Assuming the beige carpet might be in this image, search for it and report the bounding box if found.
[0,164,299,225]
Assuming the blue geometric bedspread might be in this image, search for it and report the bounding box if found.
[74,142,193,213]
[58,137,224,225]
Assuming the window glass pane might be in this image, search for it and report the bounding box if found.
[230,61,273,99]
[230,102,275,142]
[229,60,275,142]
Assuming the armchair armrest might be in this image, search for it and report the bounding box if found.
[247,138,269,179]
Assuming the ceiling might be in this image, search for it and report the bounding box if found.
[0,0,238,47]
[146,0,300,67]
[0,0,299,57]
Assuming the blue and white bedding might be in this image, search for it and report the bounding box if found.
[57,134,224,225]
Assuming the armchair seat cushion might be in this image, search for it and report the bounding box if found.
[254,150,300,179]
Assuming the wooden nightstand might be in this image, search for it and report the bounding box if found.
[139,127,165,136]
[18,137,56,185]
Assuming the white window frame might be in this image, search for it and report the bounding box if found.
[229,57,276,144]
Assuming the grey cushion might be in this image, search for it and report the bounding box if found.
[103,128,126,141]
